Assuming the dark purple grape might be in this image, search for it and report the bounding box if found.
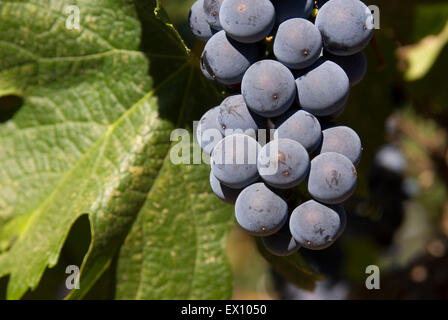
[274,18,322,70]
[219,0,275,43]
[257,139,310,189]
[189,0,214,42]
[316,0,374,56]
[201,30,260,85]
[289,200,343,250]
[242,60,296,117]
[308,152,357,204]
[262,223,300,256]
[235,183,288,236]
[211,133,260,188]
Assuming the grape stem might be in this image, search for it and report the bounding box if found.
[370,35,386,70]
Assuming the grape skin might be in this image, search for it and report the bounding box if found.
[216,94,264,136]
[203,0,224,30]
[274,18,322,70]
[196,106,223,155]
[289,200,342,250]
[209,171,242,204]
[271,0,314,24]
[235,183,288,236]
[319,125,362,166]
[241,60,296,117]
[295,59,349,117]
[315,0,374,56]
[219,0,275,43]
[257,138,310,189]
[274,109,322,154]
[201,30,260,85]
[200,58,215,81]
[308,152,357,204]
[189,0,215,42]
[262,223,300,256]
[324,51,367,86]
[191,0,371,251]
[211,133,261,188]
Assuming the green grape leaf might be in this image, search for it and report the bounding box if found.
[115,138,233,299]
[0,0,232,300]
[398,21,448,82]
[256,240,323,291]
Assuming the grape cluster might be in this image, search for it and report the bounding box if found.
[191,0,373,256]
